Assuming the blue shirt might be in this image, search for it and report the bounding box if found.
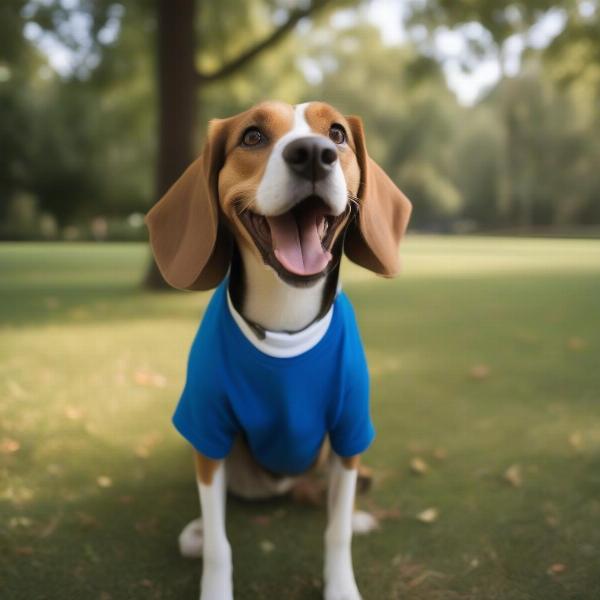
[173,279,374,475]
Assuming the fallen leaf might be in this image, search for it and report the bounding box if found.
[9,517,33,528]
[407,569,445,588]
[15,546,34,556]
[84,543,100,563]
[548,563,567,575]
[371,507,402,521]
[410,457,429,475]
[46,464,63,476]
[567,337,586,351]
[469,364,491,380]
[77,512,99,529]
[7,380,26,398]
[69,307,90,320]
[568,432,583,451]
[416,508,439,524]
[44,296,60,309]
[251,515,272,527]
[260,540,275,554]
[39,515,61,538]
[504,464,523,488]
[140,579,154,588]
[64,406,84,421]
[134,432,162,459]
[134,445,150,458]
[545,515,560,528]
[135,518,158,535]
[290,479,325,506]
[364,498,402,522]
[133,369,167,388]
[96,475,112,488]
[0,438,20,454]
[432,448,448,461]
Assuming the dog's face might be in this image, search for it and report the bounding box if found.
[146,101,412,291]
[217,101,360,284]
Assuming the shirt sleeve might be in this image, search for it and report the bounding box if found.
[172,345,238,460]
[328,365,375,458]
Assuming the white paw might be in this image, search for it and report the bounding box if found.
[324,547,362,600]
[200,562,233,600]
[351,510,379,535]
[178,517,203,558]
[324,579,362,600]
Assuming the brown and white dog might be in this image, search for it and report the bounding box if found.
[146,101,411,600]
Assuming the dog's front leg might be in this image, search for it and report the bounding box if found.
[194,452,233,600]
[324,454,362,600]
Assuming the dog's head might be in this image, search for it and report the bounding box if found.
[146,101,412,290]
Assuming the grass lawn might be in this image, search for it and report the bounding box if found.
[1,236,600,600]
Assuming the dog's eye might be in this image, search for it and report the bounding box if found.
[328,124,346,145]
[241,127,265,147]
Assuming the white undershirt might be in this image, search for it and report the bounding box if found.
[226,291,334,359]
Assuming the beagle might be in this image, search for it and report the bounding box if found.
[145,101,411,600]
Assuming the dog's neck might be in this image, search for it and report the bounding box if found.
[231,243,332,333]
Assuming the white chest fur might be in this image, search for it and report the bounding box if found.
[237,242,327,332]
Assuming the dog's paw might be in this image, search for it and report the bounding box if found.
[179,517,203,558]
[351,510,379,535]
[324,580,362,600]
[324,547,362,600]
[200,563,233,600]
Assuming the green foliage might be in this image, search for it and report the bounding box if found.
[300,23,466,227]
[408,0,569,46]
[1,0,600,236]
[464,60,600,227]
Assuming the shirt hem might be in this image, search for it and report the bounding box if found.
[329,428,376,458]
[172,416,232,460]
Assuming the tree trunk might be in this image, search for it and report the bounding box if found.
[496,44,513,227]
[144,0,197,289]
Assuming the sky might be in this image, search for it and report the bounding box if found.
[364,0,569,104]
[22,0,575,106]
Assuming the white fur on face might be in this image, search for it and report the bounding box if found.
[255,102,348,217]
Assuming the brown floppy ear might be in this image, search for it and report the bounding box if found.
[344,116,412,276]
[145,120,232,290]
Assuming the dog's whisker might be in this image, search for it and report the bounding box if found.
[347,195,360,213]
[235,197,254,215]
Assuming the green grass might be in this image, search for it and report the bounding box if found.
[1,237,600,600]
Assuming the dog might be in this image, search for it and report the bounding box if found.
[145,101,411,600]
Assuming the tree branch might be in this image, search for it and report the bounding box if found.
[196,0,332,84]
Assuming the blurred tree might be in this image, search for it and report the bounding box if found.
[146,0,341,287]
[303,22,465,228]
[453,53,600,230]
[543,0,600,93]
[0,0,37,226]
[408,0,570,225]
[3,0,600,246]
[1,0,153,235]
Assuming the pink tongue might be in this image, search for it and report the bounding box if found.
[267,210,332,276]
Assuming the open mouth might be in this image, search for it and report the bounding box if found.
[238,196,347,282]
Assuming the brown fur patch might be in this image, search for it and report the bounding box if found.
[341,454,361,470]
[305,102,361,197]
[194,450,222,485]
[217,102,295,257]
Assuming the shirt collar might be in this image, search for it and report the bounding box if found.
[226,291,334,359]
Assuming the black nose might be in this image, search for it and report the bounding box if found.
[282,136,338,181]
